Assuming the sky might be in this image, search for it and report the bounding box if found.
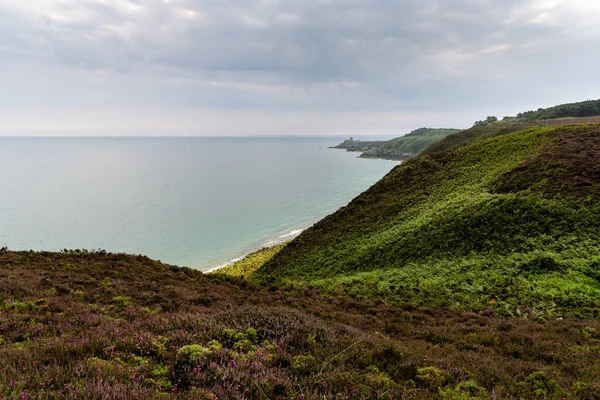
[1,0,600,136]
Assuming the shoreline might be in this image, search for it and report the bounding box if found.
[204,228,303,274]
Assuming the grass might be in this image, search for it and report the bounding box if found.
[359,128,460,160]
[217,243,286,279]
[1,249,600,399]
[3,103,600,398]
[423,115,600,155]
[256,124,600,318]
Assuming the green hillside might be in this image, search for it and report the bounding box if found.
[256,124,600,318]
[360,128,460,160]
[514,99,600,121]
[331,128,460,160]
[359,128,460,160]
[424,99,600,155]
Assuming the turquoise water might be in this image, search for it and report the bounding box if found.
[0,137,397,270]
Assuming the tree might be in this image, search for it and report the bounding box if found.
[472,116,498,127]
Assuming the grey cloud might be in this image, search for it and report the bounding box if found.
[1,0,600,129]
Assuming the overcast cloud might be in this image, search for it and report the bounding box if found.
[1,0,600,135]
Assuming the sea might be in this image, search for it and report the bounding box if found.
[0,136,397,270]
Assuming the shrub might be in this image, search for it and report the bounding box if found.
[416,366,445,388]
[365,365,395,389]
[207,340,222,351]
[177,345,209,364]
[439,380,488,400]
[291,355,315,374]
[525,371,558,397]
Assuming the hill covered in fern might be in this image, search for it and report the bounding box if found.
[255,123,600,318]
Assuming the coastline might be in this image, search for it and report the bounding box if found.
[204,228,303,274]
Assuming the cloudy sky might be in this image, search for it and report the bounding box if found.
[1,0,600,136]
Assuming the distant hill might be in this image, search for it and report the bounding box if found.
[514,99,600,121]
[424,99,600,154]
[331,128,460,161]
[359,128,460,160]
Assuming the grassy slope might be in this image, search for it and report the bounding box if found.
[423,116,600,155]
[2,250,600,399]
[257,124,600,318]
[425,99,600,155]
[360,128,460,160]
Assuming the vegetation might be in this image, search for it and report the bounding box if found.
[217,243,286,279]
[329,138,383,152]
[331,128,460,161]
[514,99,600,121]
[424,99,600,155]
[257,124,600,319]
[2,249,600,399]
[359,128,460,160]
[472,116,498,127]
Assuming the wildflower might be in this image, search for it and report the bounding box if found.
[20,390,28,400]
[231,359,237,367]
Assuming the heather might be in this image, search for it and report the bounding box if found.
[257,124,600,318]
[2,249,600,399]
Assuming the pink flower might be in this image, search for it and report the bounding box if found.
[20,390,28,400]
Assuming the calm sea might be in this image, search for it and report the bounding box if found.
[0,137,397,270]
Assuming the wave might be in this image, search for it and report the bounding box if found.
[204,228,304,274]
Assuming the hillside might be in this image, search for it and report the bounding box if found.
[2,250,600,399]
[331,128,460,161]
[257,124,600,318]
[514,99,600,121]
[359,128,460,160]
[424,99,600,155]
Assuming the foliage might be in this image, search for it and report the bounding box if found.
[1,250,600,398]
[515,99,600,121]
[216,243,286,279]
[257,124,600,318]
[359,128,461,160]
[425,100,600,155]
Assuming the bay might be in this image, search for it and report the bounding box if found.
[0,136,397,270]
